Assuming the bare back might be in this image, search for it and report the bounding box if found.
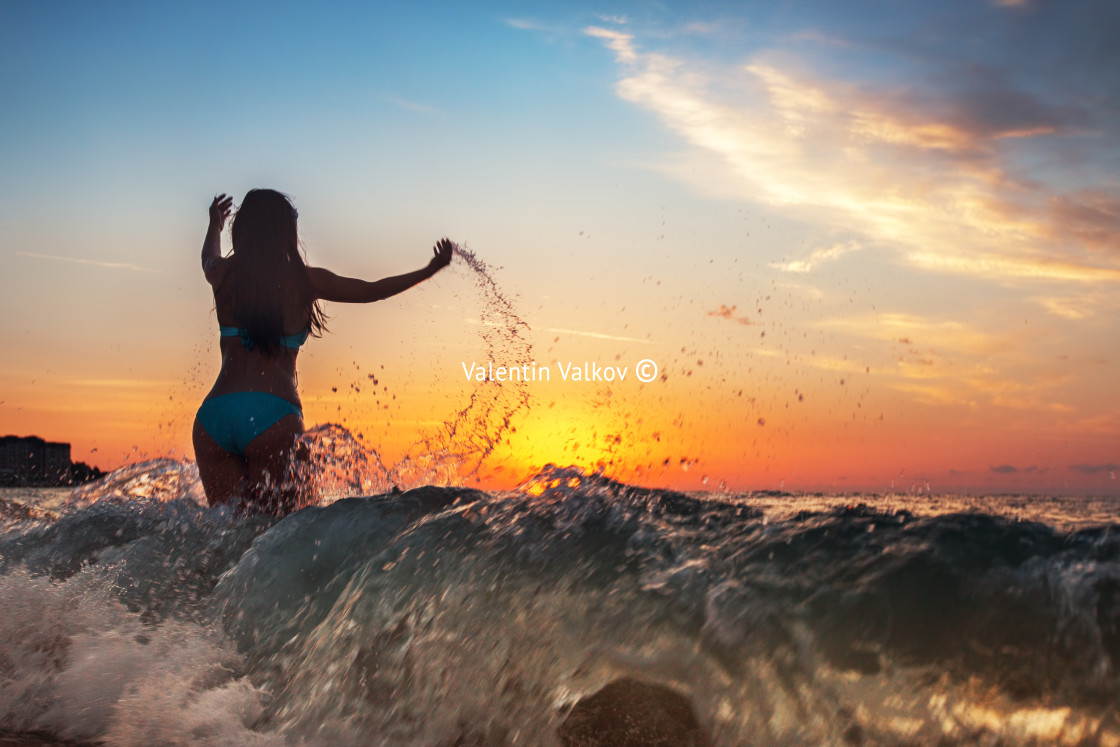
[204,258,310,405]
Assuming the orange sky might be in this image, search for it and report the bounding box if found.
[2,3,1118,495]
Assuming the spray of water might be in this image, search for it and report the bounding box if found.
[388,242,533,487]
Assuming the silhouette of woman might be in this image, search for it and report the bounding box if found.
[193,189,453,513]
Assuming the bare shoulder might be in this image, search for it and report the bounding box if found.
[203,255,230,286]
[306,265,344,294]
[305,266,332,282]
[305,266,327,293]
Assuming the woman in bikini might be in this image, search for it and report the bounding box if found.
[193,189,453,513]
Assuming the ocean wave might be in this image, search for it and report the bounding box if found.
[2,458,1120,744]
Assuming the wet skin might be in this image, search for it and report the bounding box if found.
[193,193,453,513]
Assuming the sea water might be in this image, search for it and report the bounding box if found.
[3,246,1119,745]
[2,462,1120,745]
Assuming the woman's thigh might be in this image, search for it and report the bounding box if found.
[243,412,308,513]
[192,416,247,507]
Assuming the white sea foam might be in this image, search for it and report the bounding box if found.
[0,568,278,745]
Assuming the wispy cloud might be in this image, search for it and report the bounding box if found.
[890,382,967,406]
[16,251,161,273]
[682,21,721,35]
[706,304,753,325]
[541,326,650,344]
[1068,463,1118,475]
[385,95,442,116]
[815,313,1000,355]
[1047,190,1120,254]
[775,240,861,273]
[64,378,177,388]
[503,17,553,33]
[810,312,1082,410]
[584,26,637,63]
[461,317,650,344]
[905,251,1120,282]
[1032,294,1100,320]
[584,26,1120,291]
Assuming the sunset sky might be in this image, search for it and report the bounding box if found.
[2,1,1117,494]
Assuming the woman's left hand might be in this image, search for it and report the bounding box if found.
[209,194,233,231]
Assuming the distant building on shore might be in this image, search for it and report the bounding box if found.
[0,435,103,486]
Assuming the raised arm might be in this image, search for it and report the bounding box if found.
[308,238,454,303]
[201,194,233,284]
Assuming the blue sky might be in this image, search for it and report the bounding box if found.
[2,1,1117,492]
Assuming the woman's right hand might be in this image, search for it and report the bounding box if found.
[428,238,455,272]
[209,194,233,231]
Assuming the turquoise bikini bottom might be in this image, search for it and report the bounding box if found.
[196,392,303,457]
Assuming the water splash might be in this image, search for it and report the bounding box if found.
[5,465,1120,743]
[390,242,533,487]
[300,423,390,503]
[67,458,206,509]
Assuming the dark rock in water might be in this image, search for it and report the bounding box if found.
[0,732,93,746]
[1097,577,1120,670]
[558,678,708,747]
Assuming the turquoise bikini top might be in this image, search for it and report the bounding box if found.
[219,325,310,351]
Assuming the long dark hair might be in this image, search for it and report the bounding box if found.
[226,189,327,355]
